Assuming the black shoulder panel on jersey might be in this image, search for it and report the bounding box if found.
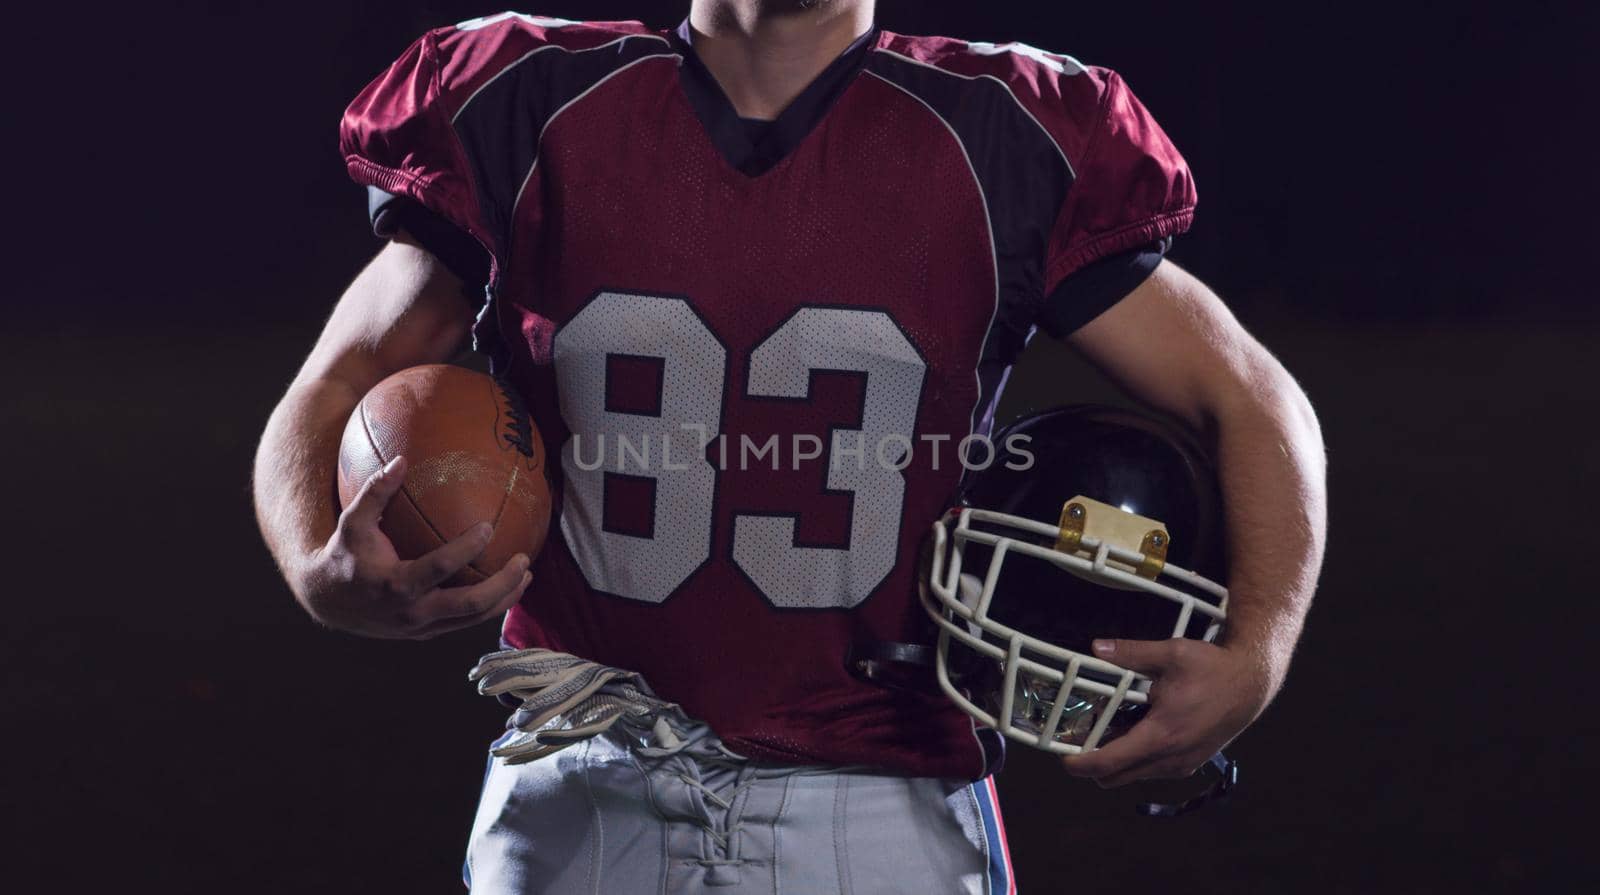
[862,50,1074,367]
[450,33,679,254]
[863,49,1075,441]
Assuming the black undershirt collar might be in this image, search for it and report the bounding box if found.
[671,19,880,177]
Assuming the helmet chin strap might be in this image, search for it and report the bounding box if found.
[845,641,940,691]
[1136,752,1238,817]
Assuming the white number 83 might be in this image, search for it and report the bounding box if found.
[553,291,927,609]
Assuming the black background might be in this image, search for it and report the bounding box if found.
[4,1,1597,892]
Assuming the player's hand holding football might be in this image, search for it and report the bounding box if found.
[1060,637,1275,787]
[297,456,531,640]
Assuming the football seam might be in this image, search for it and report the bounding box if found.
[359,390,501,580]
[486,377,521,566]
[492,453,517,540]
[359,396,452,557]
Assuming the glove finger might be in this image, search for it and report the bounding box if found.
[510,669,622,731]
[470,650,591,683]
[475,662,601,698]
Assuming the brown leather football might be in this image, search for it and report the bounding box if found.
[337,364,551,585]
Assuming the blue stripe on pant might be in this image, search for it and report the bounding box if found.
[972,778,1015,894]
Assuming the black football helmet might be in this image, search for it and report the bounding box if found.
[920,405,1230,755]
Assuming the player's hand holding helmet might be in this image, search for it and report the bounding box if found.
[920,406,1238,807]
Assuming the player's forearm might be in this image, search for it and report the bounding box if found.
[1207,363,1326,700]
[252,376,363,593]
[253,236,474,596]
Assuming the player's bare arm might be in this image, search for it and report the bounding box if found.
[252,233,530,639]
[1060,259,1328,786]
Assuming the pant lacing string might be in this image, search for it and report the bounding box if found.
[469,648,773,869]
[635,715,765,868]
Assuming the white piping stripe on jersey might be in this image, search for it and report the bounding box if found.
[450,31,675,125]
[456,12,580,32]
[861,68,1003,466]
[953,706,990,786]
[506,52,684,226]
[870,47,1075,179]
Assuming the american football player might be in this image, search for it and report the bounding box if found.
[253,1,1326,891]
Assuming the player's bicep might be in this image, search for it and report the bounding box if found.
[1065,260,1270,432]
[295,231,476,392]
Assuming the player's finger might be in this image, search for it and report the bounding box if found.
[395,522,494,593]
[341,455,408,534]
[411,570,531,640]
[1095,751,1204,789]
[1090,637,1189,676]
[408,554,531,636]
[1059,715,1174,781]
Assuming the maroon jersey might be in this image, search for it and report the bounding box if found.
[340,13,1194,779]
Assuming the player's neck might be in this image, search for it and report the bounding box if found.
[687,0,874,120]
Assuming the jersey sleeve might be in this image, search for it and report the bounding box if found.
[369,189,493,290]
[1041,67,1195,300]
[913,41,1197,340]
[339,16,661,274]
[1035,239,1169,337]
[339,28,497,260]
